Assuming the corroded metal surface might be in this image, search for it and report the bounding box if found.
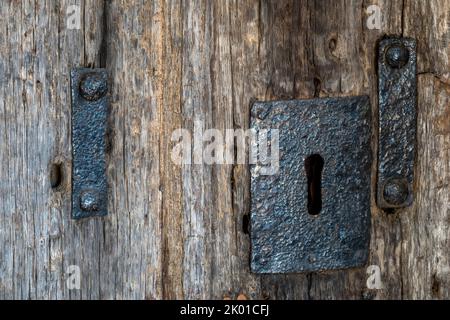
[250,96,372,273]
[377,37,417,209]
[71,68,108,219]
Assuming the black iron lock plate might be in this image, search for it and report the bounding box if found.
[71,68,109,219]
[250,96,372,273]
[377,37,417,209]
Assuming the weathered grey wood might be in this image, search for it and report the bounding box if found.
[399,74,450,299]
[0,0,448,299]
[393,0,450,300]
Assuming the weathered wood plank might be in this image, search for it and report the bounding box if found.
[0,0,448,300]
[401,0,450,299]
[0,0,105,299]
[103,1,165,299]
[158,0,185,300]
[400,74,450,299]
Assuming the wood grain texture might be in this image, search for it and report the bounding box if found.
[0,0,448,299]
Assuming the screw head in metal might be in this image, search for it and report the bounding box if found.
[254,105,269,120]
[385,44,410,69]
[79,73,107,101]
[80,190,100,212]
[382,178,409,206]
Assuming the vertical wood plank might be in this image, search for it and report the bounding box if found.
[401,0,450,299]
[0,0,105,299]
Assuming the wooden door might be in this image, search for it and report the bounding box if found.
[0,0,448,299]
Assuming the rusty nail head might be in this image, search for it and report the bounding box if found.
[79,73,107,101]
[385,44,410,69]
[80,190,100,212]
[382,177,409,206]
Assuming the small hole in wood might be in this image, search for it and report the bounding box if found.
[384,208,396,214]
[50,163,63,189]
[329,38,337,52]
[313,77,321,97]
[304,154,324,216]
[242,214,250,234]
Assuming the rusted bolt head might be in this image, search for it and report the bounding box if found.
[254,105,269,120]
[80,190,100,212]
[382,178,409,206]
[385,44,409,69]
[79,73,107,101]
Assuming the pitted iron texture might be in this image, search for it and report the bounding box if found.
[250,96,372,273]
[377,37,417,209]
[71,68,108,219]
